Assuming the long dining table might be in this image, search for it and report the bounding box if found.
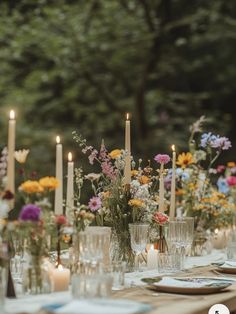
[5,249,236,314]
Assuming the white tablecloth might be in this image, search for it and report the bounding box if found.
[4,249,227,314]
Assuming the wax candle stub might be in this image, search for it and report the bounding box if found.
[51,264,70,292]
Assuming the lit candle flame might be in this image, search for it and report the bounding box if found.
[150,244,154,251]
[126,113,130,120]
[68,152,72,162]
[171,144,175,152]
[56,135,60,144]
[58,264,63,271]
[215,228,219,235]
[9,110,15,120]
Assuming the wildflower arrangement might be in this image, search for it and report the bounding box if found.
[173,116,235,232]
[72,132,171,265]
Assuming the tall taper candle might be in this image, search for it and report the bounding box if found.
[66,152,74,214]
[54,136,63,215]
[170,145,176,219]
[124,113,131,185]
[159,163,165,212]
[6,110,16,194]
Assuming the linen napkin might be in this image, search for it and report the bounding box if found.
[47,299,151,314]
[154,277,227,288]
[221,261,236,268]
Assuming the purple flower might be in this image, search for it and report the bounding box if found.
[211,137,231,150]
[19,204,41,221]
[200,133,231,150]
[200,133,217,148]
[88,196,102,212]
[154,154,170,165]
[88,149,98,165]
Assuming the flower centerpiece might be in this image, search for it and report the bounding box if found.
[72,132,171,269]
[172,117,235,252]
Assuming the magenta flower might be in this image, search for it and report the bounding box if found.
[88,196,102,212]
[19,204,41,221]
[154,154,170,165]
[226,176,236,187]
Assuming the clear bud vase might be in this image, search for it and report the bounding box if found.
[23,256,51,295]
[157,225,168,253]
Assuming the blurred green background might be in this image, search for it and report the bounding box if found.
[0,0,235,178]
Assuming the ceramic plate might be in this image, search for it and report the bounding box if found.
[217,265,236,274]
[141,277,232,295]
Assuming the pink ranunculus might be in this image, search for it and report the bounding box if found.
[154,154,171,165]
[152,212,169,225]
[226,176,236,186]
[55,215,67,225]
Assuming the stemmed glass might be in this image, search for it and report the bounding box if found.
[129,223,149,271]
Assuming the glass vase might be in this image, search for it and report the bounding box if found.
[23,255,51,295]
[157,225,168,253]
[110,229,135,272]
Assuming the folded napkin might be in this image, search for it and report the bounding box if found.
[222,261,236,268]
[44,299,151,314]
[155,277,225,288]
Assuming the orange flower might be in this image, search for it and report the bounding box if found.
[175,189,185,196]
[139,175,150,185]
[131,170,139,177]
[176,152,194,168]
[227,162,236,168]
[128,199,144,208]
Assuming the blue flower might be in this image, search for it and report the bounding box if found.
[217,177,229,194]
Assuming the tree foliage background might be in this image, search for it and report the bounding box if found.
[0,0,235,176]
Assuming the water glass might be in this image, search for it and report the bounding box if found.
[227,230,236,260]
[104,261,126,290]
[158,253,181,273]
[71,273,113,298]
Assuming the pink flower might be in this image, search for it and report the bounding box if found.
[152,212,169,225]
[154,154,170,165]
[99,141,108,160]
[217,165,226,173]
[101,160,117,180]
[88,196,102,212]
[226,176,236,187]
[55,215,67,225]
[88,149,98,165]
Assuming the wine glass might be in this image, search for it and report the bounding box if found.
[129,223,149,271]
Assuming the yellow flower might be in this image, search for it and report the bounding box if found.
[39,176,59,190]
[128,199,144,208]
[131,170,139,177]
[139,175,150,185]
[227,162,236,168]
[19,180,44,194]
[14,149,29,164]
[176,152,194,168]
[109,149,121,159]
